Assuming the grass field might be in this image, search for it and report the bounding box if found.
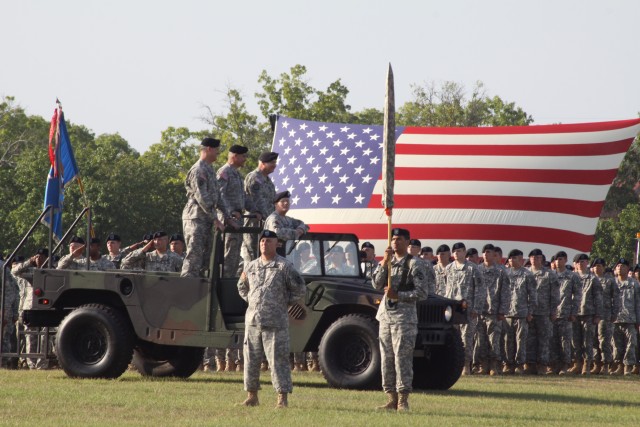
[1,370,639,426]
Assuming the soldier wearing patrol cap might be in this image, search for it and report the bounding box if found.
[237,229,306,409]
[591,257,620,374]
[611,257,640,375]
[372,228,429,412]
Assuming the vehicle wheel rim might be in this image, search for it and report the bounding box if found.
[339,336,371,374]
[73,328,107,364]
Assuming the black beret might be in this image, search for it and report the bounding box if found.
[573,253,589,263]
[508,249,523,258]
[259,152,279,163]
[633,264,640,272]
[229,145,248,154]
[482,243,495,253]
[550,255,556,262]
[201,137,221,148]
[260,229,278,239]
[153,231,168,239]
[409,239,421,247]
[436,244,450,254]
[361,241,375,249]
[421,246,433,254]
[90,237,101,245]
[391,228,410,239]
[566,265,574,271]
[36,248,49,256]
[451,242,466,251]
[466,248,478,257]
[554,251,568,259]
[170,233,184,243]
[274,190,291,203]
[615,257,630,267]
[69,235,85,245]
[493,246,502,254]
[143,233,154,241]
[591,257,606,267]
[528,248,544,257]
[106,233,121,242]
[13,255,25,263]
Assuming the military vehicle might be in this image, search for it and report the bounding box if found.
[5,218,465,390]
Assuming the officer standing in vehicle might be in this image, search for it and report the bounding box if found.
[372,228,429,412]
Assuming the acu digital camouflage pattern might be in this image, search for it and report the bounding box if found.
[243,167,276,261]
[551,269,582,365]
[596,274,620,364]
[475,263,509,363]
[56,254,115,270]
[1,266,19,356]
[613,276,640,366]
[504,267,537,366]
[573,271,603,363]
[120,248,183,272]
[263,212,310,242]
[526,267,560,366]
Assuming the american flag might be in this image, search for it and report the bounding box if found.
[271,115,640,260]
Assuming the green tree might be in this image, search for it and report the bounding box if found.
[592,203,640,264]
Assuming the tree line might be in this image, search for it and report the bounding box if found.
[1,65,638,263]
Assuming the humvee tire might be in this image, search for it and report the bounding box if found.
[56,304,134,379]
[412,328,464,390]
[318,314,381,390]
[133,343,204,378]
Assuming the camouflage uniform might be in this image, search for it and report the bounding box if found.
[444,261,485,366]
[573,271,603,363]
[1,266,19,363]
[613,277,640,367]
[264,212,309,242]
[102,247,133,269]
[361,259,379,280]
[434,263,447,296]
[596,274,620,365]
[57,255,116,271]
[237,255,306,393]
[474,263,509,365]
[243,168,276,262]
[372,255,429,394]
[181,159,230,278]
[218,163,255,278]
[526,267,560,367]
[551,269,582,365]
[504,267,537,366]
[121,249,183,272]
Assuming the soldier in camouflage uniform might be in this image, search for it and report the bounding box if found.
[372,228,429,412]
[121,231,183,272]
[611,258,640,376]
[181,137,233,278]
[57,237,116,271]
[445,242,484,375]
[526,249,560,375]
[591,257,620,375]
[1,259,19,368]
[169,234,185,260]
[102,233,139,269]
[474,244,509,376]
[434,244,450,297]
[242,151,278,262]
[360,242,379,280]
[550,251,582,375]
[503,249,537,374]
[237,229,306,409]
[264,191,310,244]
[570,253,603,375]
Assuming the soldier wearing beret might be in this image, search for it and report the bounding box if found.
[360,241,379,279]
[420,246,434,264]
[57,236,115,271]
[121,231,183,272]
[102,233,138,269]
[237,229,306,408]
[181,137,233,278]
[611,258,640,375]
[263,191,309,243]
[372,228,429,412]
[591,257,620,374]
[408,239,421,257]
[169,234,185,259]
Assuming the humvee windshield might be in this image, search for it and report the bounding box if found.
[284,238,360,277]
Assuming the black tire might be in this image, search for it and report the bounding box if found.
[133,343,204,378]
[56,304,134,379]
[318,314,381,390]
[413,328,464,390]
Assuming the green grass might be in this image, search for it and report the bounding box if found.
[1,370,639,426]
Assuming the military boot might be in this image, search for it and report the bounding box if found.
[216,359,226,372]
[489,360,501,376]
[514,364,526,375]
[397,393,410,412]
[503,363,515,375]
[600,363,609,375]
[376,392,398,411]
[543,365,554,375]
[309,360,321,372]
[624,365,634,376]
[567,358,582,374]
[590,361,602,375]
[477,360,490,375]
[631,364,640,375]
[260,361,269,371]
[236,362,243,372]
[581,360,591,375]
[610,362,624,376]
[558,363,569,375]
[276,393,288,409]
[524,363,536,375]
[240,391,259,407]
[225,359,237,372]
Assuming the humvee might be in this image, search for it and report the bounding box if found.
[14,225,465,390]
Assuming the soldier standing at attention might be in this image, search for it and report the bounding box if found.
[181,137,233,278]
[1,258,20,368]
[372,228,429,412]
[434,244,450,297]
[611,258,640,376]
[591,257,620,375]
[237,230,306,409]
[408,239,421,257]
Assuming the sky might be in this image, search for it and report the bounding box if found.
[1,0,639,153]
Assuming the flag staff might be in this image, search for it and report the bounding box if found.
[381,64,396,289]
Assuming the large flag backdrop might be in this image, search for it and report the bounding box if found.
[270,115,640,260]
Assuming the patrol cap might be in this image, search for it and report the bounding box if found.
[508,249,523,258]
[466,248,478,257]
[391,228,410,239]
[421,246,433,254]
[36,248,49,256]
[361,241,375,249]
[554,251,568,260]
[573,253,589,263]
[259,229,278,240]
[69,235,85,245]
[90,237,101,245]
[274,190,291,203]
[409,239,421,247]
[591,257,606,267]
[436,244,450,254]
[153,231,168,239]
[259,151,279,163]
[106,233,121,242]
[528,248,544,257]
[170,233,184,243]
[229,145,248,154]
[201,137,221,148]
[615,257,630,267]
[482,243,495,253]
[451,242,466,251]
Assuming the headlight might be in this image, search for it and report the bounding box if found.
[444,305,453,322]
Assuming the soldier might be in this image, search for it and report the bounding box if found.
[102,233,139,269]
[218,145,260,278]
[466,248,480,265]
[526,249,560,375]
[237,229,306,409]
[445,242,484,375]
[181,137,233,278]
[57,237,116,271]
[121,231,183,272]
[420,246,434,264]
[360,241,379,279]
[570,253,603,375]
[434,244,450,297]
[264,191,309,244]
[1,259,19,368]
[611,258,640,376]
[591,257,620,375]
[325,246,354,275]
[503,249,537,375]
[551,251,582,375]
[243,151,278,262]
[119,233,153,270]
[372,228,429,412]
[408,239,421,257]
[169,234,185,259]
[474,244,509,376]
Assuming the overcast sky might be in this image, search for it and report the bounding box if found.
[1,0,639,153]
